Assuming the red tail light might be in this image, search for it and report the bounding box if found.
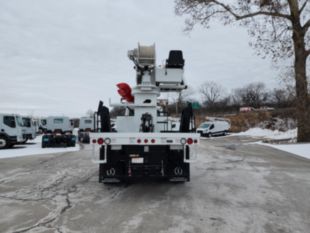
[151,139,155,143]
[144,139,149,143]
[187,138,193,145]
[92,139,97,144]
[97,138,104,145]
[137,139,141,144]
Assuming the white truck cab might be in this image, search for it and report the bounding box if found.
[196,118,230,137]
[0,114,25,148]
[22,116,36,142]
[78,117,94,143]
[79,117,94,131]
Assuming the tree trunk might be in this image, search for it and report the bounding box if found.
[293,27,310,142]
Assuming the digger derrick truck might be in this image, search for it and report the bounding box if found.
[90,44,199,183]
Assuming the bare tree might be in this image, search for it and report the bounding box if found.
[200,81,225,107]
[272,88,295,107]
[230,90,243,107]
[175,0,310,142]
[234,82,269,108]
[173,86,196,114]
[272,68,297,106]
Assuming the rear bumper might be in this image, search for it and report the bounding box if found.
[98,145,190,182]
[23,134,34,140]
[8,136,18,144]
[42,134,76,147]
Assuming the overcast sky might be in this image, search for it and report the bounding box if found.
[0,0,280,117]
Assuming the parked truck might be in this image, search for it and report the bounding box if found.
[41,116,76,148]
[0,114,25,149]
[21,116,36,142]
[90,44,199,183]
[78,117,94,143]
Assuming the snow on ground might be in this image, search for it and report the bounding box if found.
[0,135,80,159]
[233,128,297,140]
[232,127,309,160]
[262,143,310,160]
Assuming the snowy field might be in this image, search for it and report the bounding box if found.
[0,135,80,159]
[233,128,310,160]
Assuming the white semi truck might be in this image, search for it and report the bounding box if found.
[78,117,94,143]
[90,44,199,183]
[41,116,76,148]
[0,114,25,149]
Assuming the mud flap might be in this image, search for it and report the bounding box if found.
[168,162,190,182]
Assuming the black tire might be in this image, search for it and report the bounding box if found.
[66,136,76,147]
[21,139,28,144]
[42,135,50,148]
[0,136,8,149]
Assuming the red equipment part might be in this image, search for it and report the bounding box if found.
[117,83,134,102]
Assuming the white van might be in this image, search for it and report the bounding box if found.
[0,114,25,148]
[196,119,230,137]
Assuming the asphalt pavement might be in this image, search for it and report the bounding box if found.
[0,136,309,233]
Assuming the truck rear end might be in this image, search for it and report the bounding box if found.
[90,44,199,183]
[41,116,76,148]
[90,133,199,183]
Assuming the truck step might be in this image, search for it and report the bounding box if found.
[102,178,121,184]
[169,177,187,182]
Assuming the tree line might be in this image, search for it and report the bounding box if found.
[171,79,296,114]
